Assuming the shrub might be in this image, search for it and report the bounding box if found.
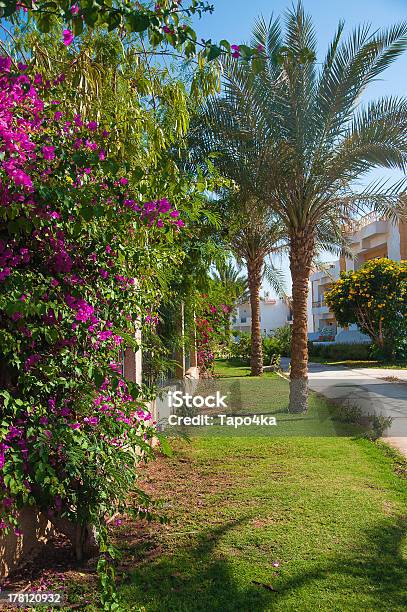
[326,258,407,360]
[0,60,183,554]
[366,415,393,441]
[308,342,372,361]
[196,302,232,376]
[333,401,363,424]
[231,325,292,366]
[263,325,292,364]
[271,324,292,357]
[230,332,251,363]
[262,336,281,364]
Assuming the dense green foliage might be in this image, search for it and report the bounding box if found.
[3,0,265,73]
[308,342,372,362]
[0,5,228,575]
[326,259,407,359]
[0,60,185,542]
[230,325,292,365]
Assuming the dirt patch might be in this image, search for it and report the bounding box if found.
[0,443,235,607]
[381,376,407,384]
[251,516,282,528]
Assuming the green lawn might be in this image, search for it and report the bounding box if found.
[167,360,361,438]
[214,358,258,377]
[114,361,407,611]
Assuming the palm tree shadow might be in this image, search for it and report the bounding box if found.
[271,516,407,610]
[122,516,407,611]
[121,519,275,611]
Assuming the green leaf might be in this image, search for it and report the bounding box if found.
[107,13,121,32]
[80,206,94,221]
[207,45,222,62]
[132,166,144,181]
[37,14,51,33]
[93,370,105,388]
[127,12,150,33]
[82,7,99,27]
[252,57,266,75]
[238,44,254,59]
[156,434,173,457]
[72,15,84,36]
[1,0,17,18]
[219,39,231,52]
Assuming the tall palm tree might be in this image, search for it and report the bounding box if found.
[200,3,407,410]
[190,98,287,376]
[226,198,285,376]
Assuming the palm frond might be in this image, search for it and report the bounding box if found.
[263,260,287,298]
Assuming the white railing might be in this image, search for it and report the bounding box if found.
[345,211,385,234]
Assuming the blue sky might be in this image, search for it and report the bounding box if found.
[193,0,407,295]
[194,0,407,103]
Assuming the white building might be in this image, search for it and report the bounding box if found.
[232,293,291,336]
[308,214,407,342]
[309,261,341,339]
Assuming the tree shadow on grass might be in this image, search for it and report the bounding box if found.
[120,519,274,612]
[120,516,407,612]
[272,516,407,611]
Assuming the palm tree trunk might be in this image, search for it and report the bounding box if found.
[289,232,314,412]
[247,257,264,376]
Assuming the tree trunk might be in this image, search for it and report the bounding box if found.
[247,257,264,376]
[289,232,314,412]
[48,516,99,561]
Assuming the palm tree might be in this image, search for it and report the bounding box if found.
[212,258,249,303]
[226,199,285,376]
[191,99,287,376]
[200,3,407,410]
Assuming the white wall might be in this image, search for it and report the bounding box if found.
[388,221,401,261]
[232,298,290,335]
[259,299,290,334]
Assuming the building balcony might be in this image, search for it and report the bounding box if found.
[346,213,388,244]
[360,220,388,242]
[310,263,338,282]
[235,317,252,326]
[312,300,330,314]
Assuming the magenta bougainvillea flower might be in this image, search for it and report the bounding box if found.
[231,44,241,58]
[0,55,186,537]
[62,29,74,46]
[42,145,55,160]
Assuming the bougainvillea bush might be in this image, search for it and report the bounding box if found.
[196,300,232,376]
[0,57,184,553]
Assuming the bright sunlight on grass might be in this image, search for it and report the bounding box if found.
[112,361,407,612]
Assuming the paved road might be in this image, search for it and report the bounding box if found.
[280,359,407,453]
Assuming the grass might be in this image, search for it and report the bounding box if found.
[114,361,407,611]
[118,439,407,612]
[167,360,362,438]
[214,358,258,378]
[24,359,406,611]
